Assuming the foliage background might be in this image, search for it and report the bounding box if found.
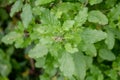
[1,0,120,80]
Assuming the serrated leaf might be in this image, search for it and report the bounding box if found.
[82,28,107,43]
[80,42,97,57]
[35,0,55,6]
[54,2,79,14]
[75,7,88,26]
[64,43,78,54]
[99,49,116,61]
[28,44,48,58]
[2,32,21,44]
[62,20,74,31]
[88,10,108,25]
[10,0,23,17]
[21,4,33,28]
[14,38,24,48]
[105,30,115,49]
[59,52,75,77]
[89,0,103,5]
[73,52,86,80]
[40,8,60,27]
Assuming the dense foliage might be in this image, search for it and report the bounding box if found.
[1,0,120,80]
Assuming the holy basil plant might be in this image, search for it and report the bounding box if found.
[1,0,120,80]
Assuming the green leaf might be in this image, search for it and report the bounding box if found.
[85,44,97,57]
[74,7,88,26]
[89,65,103,80]
[40,8,60,27]
[0,50,11,77]
[0,76,8,80]
[90,65,102,75]
[105,30,115,49]
[78,0,88,3]
[89,0,103,5]
[0,61,11,77]
[99,49,116,61]
[40,74,50,80]
[86,76,95,80]
[105,0,117,8]
[35,0,55,6]
[64,43,78,54]
[88,10,108,25]
[73,52,86,80]
[21,4,33,28]
[59,52,75,77]
[1,31,23,48]
[98,74,104,80]
[28,44,48,58]
[35,57,46,68]
[80,42,97,57]
[108,4,120,21]
[10,0,23,17]
[0,8,8,20]
[62,20,74,31]
[14,37,24,48]
[105,69,118,80]
[112,28,120,40]
[82,28,107,43]
[2,31,22,44]
[84,56,93,68]
[53,2,79,14]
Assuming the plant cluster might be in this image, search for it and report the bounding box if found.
[1,0,120,80]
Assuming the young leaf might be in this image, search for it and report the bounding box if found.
[54,2,79,14]
[28,44,48,58]
[62,20,74,31]
[59,52,75,77]
[40,8,60,27]
[89,0,103,5]
[88,10,108,25]
[99,48,116,61]
[21,4,33,28]
[64,43,78,54]
[10,0,23,17]
[73,52,86,80]
[74,7,88,27]
[82,28,107,43]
